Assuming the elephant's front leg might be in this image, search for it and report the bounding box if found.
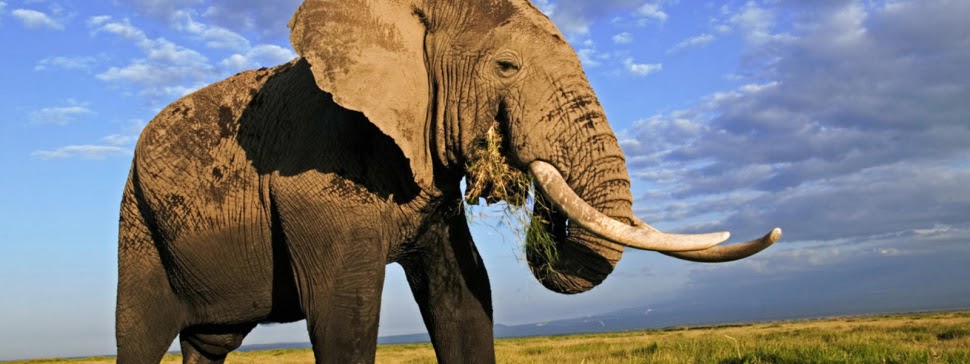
[289,229,387,364]
[275,198,388,363]
[401,212,495,364]
[313,257,386,364]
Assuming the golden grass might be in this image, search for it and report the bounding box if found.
[15,311,970,363]
[464,125,530,208]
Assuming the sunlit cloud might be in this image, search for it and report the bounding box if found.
[88,16,214,103]
[32,145,131,160]
[537,0,646,34]
[35,56,100,71]
[220,44,296,72]
[29,102,94,125]
[624,58,662,76]
[667,33,715,54]
[12,8,64,30]
[122,0,301,42]
[636,3,667,24]
[612,31,633,44]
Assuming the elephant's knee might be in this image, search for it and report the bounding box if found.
[179,323,255,363]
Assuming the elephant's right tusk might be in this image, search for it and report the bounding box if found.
[529,161,730,252]
[660,227,782,262]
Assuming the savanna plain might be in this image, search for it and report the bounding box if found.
[12,311,970,363]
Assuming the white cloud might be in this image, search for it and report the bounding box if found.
[539,0,674,34]
[171,10,250,51]
[93,17,147,42]
[624,58,662,76]
[29,103,94,125]
[200,0,301,42]
[102,120,146,146]
[158,84,206,97]
[199,25,250,50]
[97,63,158,84]
[220,53,246,71]
[219,54,249,70]
[911,224,970,243]
[121,0,300,43]
[576,47,611,68]
[86,15,111,27]
[612,32,633,44]
[33,120,144,160]
[220,44,295,71]
[12,8,64,30]
[86,10,294,103]
[96,58,209,97]
[538,0,642,34]
[564,37,611,68]
[123,0,203,22]
[102,134,139,146]
[35,56,99,71]
[248,44,295,64]
[667,33,715,54]
[144,38,209,65]
[727,1,793,46]
[89,16,214,103]
[637,3,668,23]
[32,145,131,160]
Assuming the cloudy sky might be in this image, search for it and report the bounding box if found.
[1,0,969,360]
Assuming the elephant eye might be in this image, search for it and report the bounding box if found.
[496,59,520,78]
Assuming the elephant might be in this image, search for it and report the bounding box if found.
[115,0,781,363]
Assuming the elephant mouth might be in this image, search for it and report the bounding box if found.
[528,161,782,260]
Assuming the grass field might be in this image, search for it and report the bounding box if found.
[13,311,970,363]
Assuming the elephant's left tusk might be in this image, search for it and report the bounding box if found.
[529,160,730,252]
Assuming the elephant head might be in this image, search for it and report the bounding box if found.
[289,0,781,294]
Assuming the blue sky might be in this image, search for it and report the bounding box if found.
[1,0,969,360]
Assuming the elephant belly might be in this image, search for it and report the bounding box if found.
[138,173,286,324]
[163,218,281,323]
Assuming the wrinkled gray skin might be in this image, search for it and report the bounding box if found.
[116,0,734,363]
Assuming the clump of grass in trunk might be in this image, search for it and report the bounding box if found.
[464,125,558,264]
[525,208,558,266]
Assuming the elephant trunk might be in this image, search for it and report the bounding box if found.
[524,95,634,294]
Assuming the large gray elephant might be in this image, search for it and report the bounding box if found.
[116,0,781,363]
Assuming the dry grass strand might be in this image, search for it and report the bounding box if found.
[463,124,558,264]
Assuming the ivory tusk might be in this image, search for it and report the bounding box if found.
[529,161,730,252]
[660,228,782,262]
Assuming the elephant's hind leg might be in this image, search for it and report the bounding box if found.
[116,178,185,363]
[179,323,256,364]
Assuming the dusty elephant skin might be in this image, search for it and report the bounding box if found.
[116,0,781,363]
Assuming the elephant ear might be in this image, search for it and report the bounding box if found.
[289,0,432,188]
